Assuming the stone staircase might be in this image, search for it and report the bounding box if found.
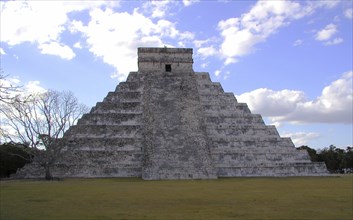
[195,72,328,176]
[59,72,144,178]
[140,71,217,180]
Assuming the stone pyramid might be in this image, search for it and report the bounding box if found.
[16,47,328,179]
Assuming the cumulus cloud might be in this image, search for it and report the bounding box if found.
[0,48,6,55]
[214,70,221,77]
[38,42,76,60]
[315,24,343,46]
[324,37,343,46]
[1,1,196,81]
[142,1,173,18]
[24,81,47,94]
[70,8,194,81]
[218,1,303,64]
[73,42,82,49]
[197,46,217,58]
[282,132,320,146]
[315,23,337,41]
[0,76,46,99]
[238,88,306,117]
[0,1,117,60]
[217,1,340,65]
[293,39,303,46]
[193,39,210,48]
[1,1,66,46]
[344,8,353,19]
[183,0,199,7]
[237,71,353,124]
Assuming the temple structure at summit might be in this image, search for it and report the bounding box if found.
[16,47,328,179]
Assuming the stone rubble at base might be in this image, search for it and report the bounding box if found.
[15,47,328,179]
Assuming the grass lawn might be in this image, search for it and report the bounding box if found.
[0,176,352,220]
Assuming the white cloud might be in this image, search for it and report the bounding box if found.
[193,39,210,48]
[183,0,199,7]
[0,76,20,92]
[1,1,66,46]
[217,1,341,65]
[70,8,194,81]
[214,70,221,77]
[142,1,173,18]
[38,42,75,60]
[218,1,304,62]
[73,42,82,49]
[0,47,6,55]
[237,71,353,124]
[344,8,353,19]
[197,46,217,58]
[315,23,337,41]
[24,81,47,94]
[0,77,46,99]
[237,88,306,117]
[0,1,117,59]
[293,39,303,46]
[282,132,320,147]
[324,37,343,46]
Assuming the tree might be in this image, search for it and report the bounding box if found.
[318,145,349,173]
[0,90,88,179]
[0,71,22,104]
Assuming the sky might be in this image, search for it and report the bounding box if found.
[0,0,352,150]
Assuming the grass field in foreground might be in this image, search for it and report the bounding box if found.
[0,176,352,220]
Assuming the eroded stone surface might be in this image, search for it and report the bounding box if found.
[15,47,328,179]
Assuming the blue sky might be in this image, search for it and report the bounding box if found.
[1,0,352,149]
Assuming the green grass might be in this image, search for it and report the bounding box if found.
[1,176,352,220]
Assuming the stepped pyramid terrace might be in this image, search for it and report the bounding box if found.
[15,47,328,180]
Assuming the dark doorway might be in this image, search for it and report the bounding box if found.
[165,64,172,72]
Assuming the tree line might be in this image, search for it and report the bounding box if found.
[297,145,353,173]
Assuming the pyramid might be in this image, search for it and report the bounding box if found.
[16,47,328,179]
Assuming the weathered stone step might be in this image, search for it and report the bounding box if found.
[77,113,142,125]
[64,137,142,151]
[104,91,142,102]
[195,72,211,79]
[203,103,251,113]
[211,152,310,164]
[205,114,264,124]
[206,125,279,136]
[210,135,294,151]
[56,166,142,178]
[65,125,142,138]
[126,72,142,82]
[91,102,142,114]
[215,162,318,167]
[196,85,225,91]
[210,143,296,151]
[217,162,328,177]
[64,150,143,169]
[210,147,304,154]
[199,93,237,104]
[115,81,143,92]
